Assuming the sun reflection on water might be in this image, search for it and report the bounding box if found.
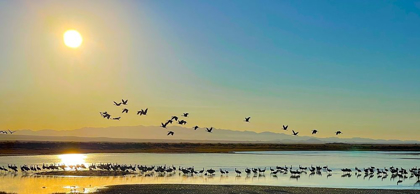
[58,154,87,166]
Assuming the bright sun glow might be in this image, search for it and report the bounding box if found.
[63,30,83,48]
[58,154,87,166]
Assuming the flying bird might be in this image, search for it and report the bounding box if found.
[166,120,173,124]
[182,113,189,117]
[283,125,288,130]
[167,131,174,136]
[113,101,122,106]
[312,130,318,135]
[244,117,251,122]
[206,127,213,133]
[113,117,121,121]
[161,122,168,128]
[178,120,187,125]
[193,126,199,130]
[122,99,128,105]
[122,108,129,114]
[8,130,16,134]
[292,130,299,136]
[100,112,111,119]
[137,108,148,116]
[171,116,178,121]
[336,131,342,135]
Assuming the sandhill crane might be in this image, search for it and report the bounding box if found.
[113,101,122,106]
[161,122,168,128]
[244,117,251,122]
[283,125,288,130]
[292,130,299,136]
[167,131,174,136]
[312,130,318,134]
[122,108,129,114]
[122,99,128,105]
[193,126,199,130]
[183,113,189,117]
[178,120,187,125]
[8,130,16,134]
[336,131,342,135]
[171,116,178,121]
[206,127,213,133]
[235,168,242,176]
[112,117,121,121]
[137,108,148,116]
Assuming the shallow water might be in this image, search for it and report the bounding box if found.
[0,151,419,194]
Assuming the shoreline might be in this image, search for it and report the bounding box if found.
[93,184,420,194]
[2,141,420,156]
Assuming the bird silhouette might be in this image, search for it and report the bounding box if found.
[112,117,121,121]
[137,108,148,116]
[292,130,299,136]
[100,112,111,119]
[122,108,129,114]
[171,116,178,121]
[113,101,122,106]
[166,120,173,124]
[178,120,187,125]
[336,131,342,135]
[245,117,251,122]
[193,126,199,130]
[283,125,288,130]
[167,131,174,136]
[206,127,213,133]
[122,99,128,105]
[161,122,168,128]
[183,113,189,117]
[312,130,318,135]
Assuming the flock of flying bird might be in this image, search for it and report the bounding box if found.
[1,163,419,186]
[0,130,16,135]
[100,99,343,137]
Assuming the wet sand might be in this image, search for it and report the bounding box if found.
[94,184,419,194]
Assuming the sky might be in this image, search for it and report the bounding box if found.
[0,0,419,140]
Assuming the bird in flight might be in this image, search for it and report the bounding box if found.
[292,130,299,136]
[113,101,122,106]
[312,130,318,135]
[171,116,178,121]
[336,131,342,135]
[183,113,189,117]
[166,120,173,124]
[0,131,7,134]
[206,127,213,133]
[178,120,187,125]
[283,125,288,130]
[100,112,111,119]
[244,117,251,122]
[167,131,174,136]
[161,122,168,128]
[122,99,128,105]
[137,108,148,116]
[8,130,16,134]
[113,117,121,121]
[122,108,129,114]
[193,126,199,130]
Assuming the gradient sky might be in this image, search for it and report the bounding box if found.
[0,0,419,140]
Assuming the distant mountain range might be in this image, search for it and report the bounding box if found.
[1,125,418,144]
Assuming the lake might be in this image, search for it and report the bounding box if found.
[0,151,419,194]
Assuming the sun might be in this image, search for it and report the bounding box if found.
[63,30,83,48]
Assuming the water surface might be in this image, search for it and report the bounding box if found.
[0,151,419,193]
